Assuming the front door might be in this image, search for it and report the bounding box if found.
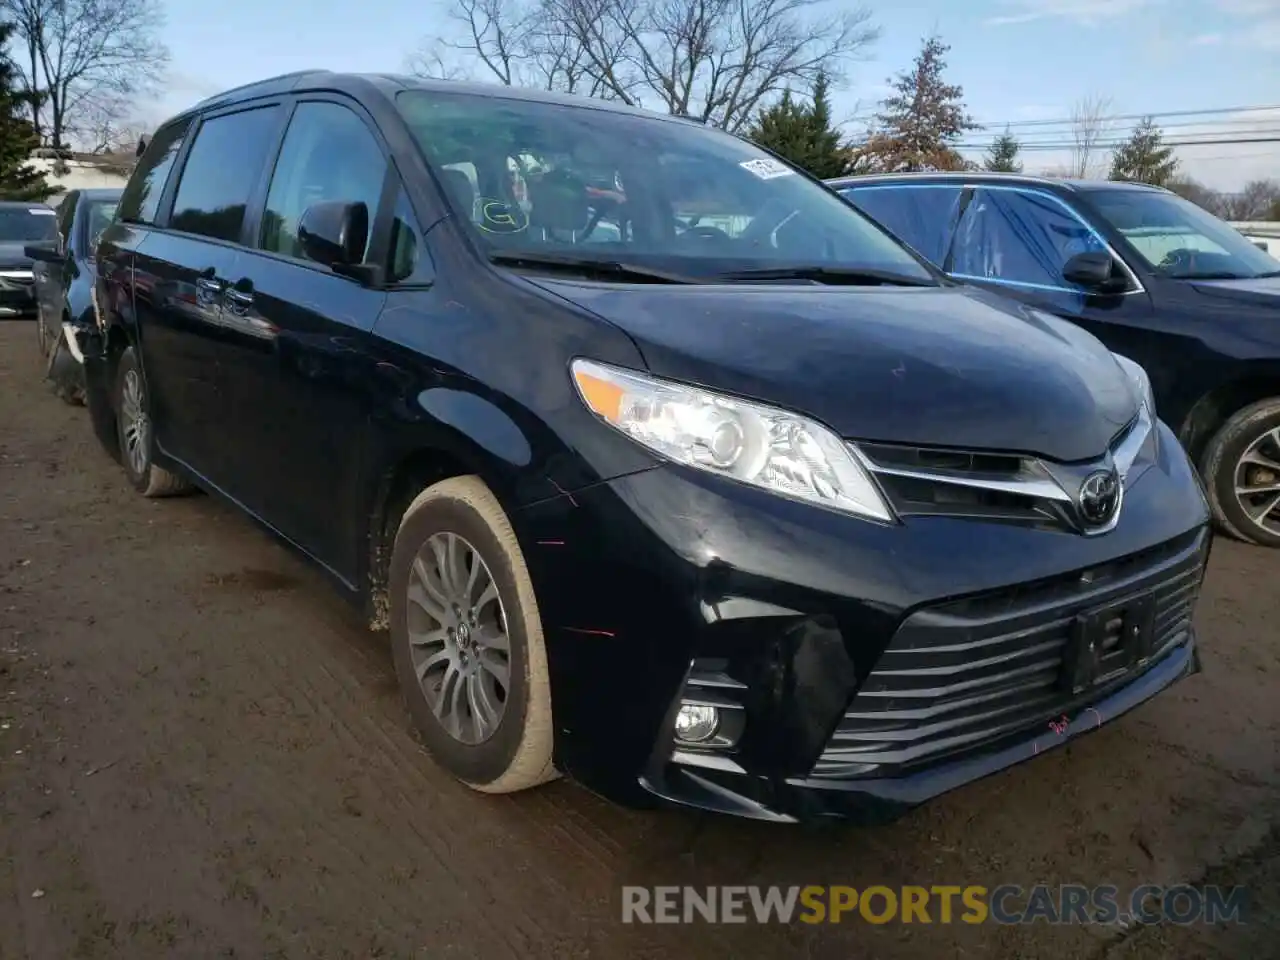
[944,185,1157,355]
[213,98,392,577]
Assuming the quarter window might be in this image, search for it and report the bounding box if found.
[170,106,281,243]
[950,188,1110,291]
[260,101,386,263]
[388,188,422,283]
[118,119,189,226]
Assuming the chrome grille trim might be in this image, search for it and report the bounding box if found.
[850,406,1153,532]
[812,529,1206,778]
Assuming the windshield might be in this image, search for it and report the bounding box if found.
[395,90,934,284]
[0,206,58,242]
[85,200,119,248]
[1086,189,1280,280]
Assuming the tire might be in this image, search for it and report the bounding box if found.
[389,475,557,793]
[113,346,191,498]
[1200,397,1280,548]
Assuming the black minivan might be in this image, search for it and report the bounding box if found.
[83,72,1210,823]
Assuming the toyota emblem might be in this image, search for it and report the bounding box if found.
[1078,470,1121,527]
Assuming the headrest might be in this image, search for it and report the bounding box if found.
[440,169,476,216]
[528,169,590,233]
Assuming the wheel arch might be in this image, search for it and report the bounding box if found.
[363,404,544,633]
[1177,366,1280,465]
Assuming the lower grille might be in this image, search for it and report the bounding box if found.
[812,529,1207,778]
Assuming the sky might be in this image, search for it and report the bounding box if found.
[147,0,1280,191]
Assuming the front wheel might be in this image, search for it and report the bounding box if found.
[113,346,191,498]
[388,476,557,793]
[1201,398,1280,548]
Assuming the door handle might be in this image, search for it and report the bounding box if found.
[195,276,223,295]
[225,288,253,307]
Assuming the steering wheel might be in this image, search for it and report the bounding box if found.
[1159,248,1199,274]
[677,224,733,244]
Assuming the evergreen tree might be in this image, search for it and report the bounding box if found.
[747,70,846,178]
[983,128,1022,173]
[851,35,979,173]
[0,22,53,202]
[1109,117,1178,187]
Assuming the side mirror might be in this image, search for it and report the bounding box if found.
[1062,251,1126,293]
[24,243,63,264]
[297,200,369,273]
[135,134,149,158]
[1253,240,1269,253]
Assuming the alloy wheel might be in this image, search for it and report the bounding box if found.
[406,532,511,745]
[120,368,150,478]
[1232,426,1280,539]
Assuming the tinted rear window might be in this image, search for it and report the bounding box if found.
[841,185,964,266]
[170,106,281,244]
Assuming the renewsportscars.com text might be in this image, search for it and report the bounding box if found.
[620,884,1248,926]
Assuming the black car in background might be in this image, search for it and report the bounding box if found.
[26,188,123,404]
[830,173,1280,548]
[83,73,1209,824]
[0,201,58,318]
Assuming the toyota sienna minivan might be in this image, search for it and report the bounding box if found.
[77,72,1210,823]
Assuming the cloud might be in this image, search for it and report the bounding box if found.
[1191,32,1224,43]
[984,0,1158,27]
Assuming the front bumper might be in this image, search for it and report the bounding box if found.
[516,419,1211,823]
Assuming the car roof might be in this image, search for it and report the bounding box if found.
[183,69,705,128]
[80,188,123,200]
[825,171,1171,195]
[0,200,52,209]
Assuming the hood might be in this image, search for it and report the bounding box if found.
[0,242,36,269]
[532,279,1137,463]
[1188,274,1280,308]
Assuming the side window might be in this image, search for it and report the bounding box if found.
[170,106,281,244]
[843,186,963,267]
[950,188,1108,291]
[117,120,189,226]
[260,101,386,262]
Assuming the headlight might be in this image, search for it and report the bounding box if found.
[570,358,894,522]
[1112,353,1155,418]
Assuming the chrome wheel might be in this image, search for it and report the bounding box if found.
[1233,426,1280,537]
[406,532,511,745]
[120,368,150,477]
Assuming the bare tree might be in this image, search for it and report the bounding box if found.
[1068,93,1113,179]
[1,0,169,149]
[1220,179,1280,221]
[416,0,879,132]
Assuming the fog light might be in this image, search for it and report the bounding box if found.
[674,703,720,743]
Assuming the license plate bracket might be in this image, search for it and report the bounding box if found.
[1060,592,1157,695]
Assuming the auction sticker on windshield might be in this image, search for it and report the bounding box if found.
[739,158,794,180]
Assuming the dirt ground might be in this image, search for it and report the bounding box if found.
[1,319,1277,960]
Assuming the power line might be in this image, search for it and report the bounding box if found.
[844,103,1280,131]
[972,103,1280,130]
[953,135,1280,152]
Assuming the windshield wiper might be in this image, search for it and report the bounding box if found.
[716,265,936,287]
[488,251,701,284]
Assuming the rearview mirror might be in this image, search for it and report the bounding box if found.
[297,200,369,271]
[24,243,63,264]
[1062,251,1126,293]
